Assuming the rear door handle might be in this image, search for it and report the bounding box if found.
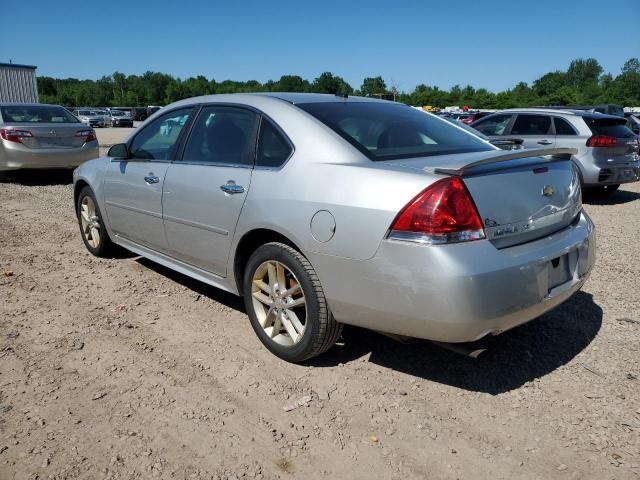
[537,140,553,145]
[220,181,245,195]
[144,175,160,184]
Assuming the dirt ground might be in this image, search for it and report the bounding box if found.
[0,136,639,479]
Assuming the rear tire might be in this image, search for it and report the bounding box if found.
[243,242,342,363]
[76,186,115,257]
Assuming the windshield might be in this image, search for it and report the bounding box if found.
[78,110,92,116]
[297,102,493,160]
[1,105,80,124]
[111,111,126,117]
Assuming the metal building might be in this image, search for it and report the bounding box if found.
[0,62,39,103]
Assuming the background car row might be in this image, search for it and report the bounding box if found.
[71,107,134,128]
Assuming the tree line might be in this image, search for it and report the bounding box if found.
[37,58,640,109]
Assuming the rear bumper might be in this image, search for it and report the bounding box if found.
[580,159,640,186]
[307,211,596,342]
[0,141,99,171]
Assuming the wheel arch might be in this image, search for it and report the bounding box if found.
[73,179,90,209]
[233,228,304,295]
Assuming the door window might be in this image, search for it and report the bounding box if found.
[511,115,552,135]
[554,117,577,136]
[256,119,293,168]
[130,108,192,160]
[182,106,258,165]
[472,114,513,136]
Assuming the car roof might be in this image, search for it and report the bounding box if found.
[0,102,64,107]
[252,92,385,104]
[170,92,390,107]
[494,108,623,120]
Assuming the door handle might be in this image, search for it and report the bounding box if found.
[220,181,245,195]
[537,140,553,145]
[144,175,160,184]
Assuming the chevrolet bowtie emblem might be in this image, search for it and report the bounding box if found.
[542,185,555,197]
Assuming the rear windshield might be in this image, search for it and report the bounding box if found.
[586,117,635,138]
[297,102,493,160]
[0,105,79,124]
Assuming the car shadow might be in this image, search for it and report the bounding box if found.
[135,257,245,312]
[1,169,74,186]
[310,291,602,395]
[583,188,640,205]
[130,256,602,395]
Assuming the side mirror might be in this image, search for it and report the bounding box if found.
[107,143,130,159]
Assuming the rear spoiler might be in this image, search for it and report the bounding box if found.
[434,148,577,176]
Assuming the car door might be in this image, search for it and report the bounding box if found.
[103,107,193,253]
[162,105,259,276]
[508,114,555,149]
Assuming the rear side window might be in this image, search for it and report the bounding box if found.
[0,105,79,124]
[256,119,292,168]
[511,115,552,135]
[586,117,635,138]
[554,117,577,136]
[298,102,493,160]
[472,114,513,136]
[130,108,192,160]
[182,106,258,166]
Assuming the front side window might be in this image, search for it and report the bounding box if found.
[298,102,493,160]
[472,114,513,136]
[511,115,552,135]
[130,108,192,160]
[0,105,79,124]
[182,106,258,165]
[256,119,293,168]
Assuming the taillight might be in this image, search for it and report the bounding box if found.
[586,135,617,147]
[388,177,485,244]
[75,129,97,143]
[0,128,33,143]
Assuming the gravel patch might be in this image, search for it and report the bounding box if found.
[0,175,638,479]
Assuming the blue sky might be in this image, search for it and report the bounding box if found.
[3,0,639,92]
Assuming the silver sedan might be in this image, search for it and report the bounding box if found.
[0,103,99,175]
[73,93,596,362]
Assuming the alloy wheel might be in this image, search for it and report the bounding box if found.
[80,196,101,249]
[251,260,307,346]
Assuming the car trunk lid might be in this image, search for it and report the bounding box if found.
[5,123,87,149]
[389,148,582,248]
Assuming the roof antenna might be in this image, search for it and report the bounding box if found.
[335,92,348,98]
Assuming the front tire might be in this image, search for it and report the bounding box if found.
[243,242,342,363]
[77,186,114,257]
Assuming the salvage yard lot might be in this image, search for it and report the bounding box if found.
[0,139,639,478]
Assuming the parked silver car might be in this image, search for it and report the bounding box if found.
[471,108,640,195]
[108,109,134,128]
[73,94,595,362]
[74,109,105,128]
[0,103,99,175]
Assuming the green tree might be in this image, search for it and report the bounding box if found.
[360,76,387,97]
[274,75,309,92]
[566,58,603,87]
[311,72,353,95]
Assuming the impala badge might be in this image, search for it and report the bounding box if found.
[542,185,555,197]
